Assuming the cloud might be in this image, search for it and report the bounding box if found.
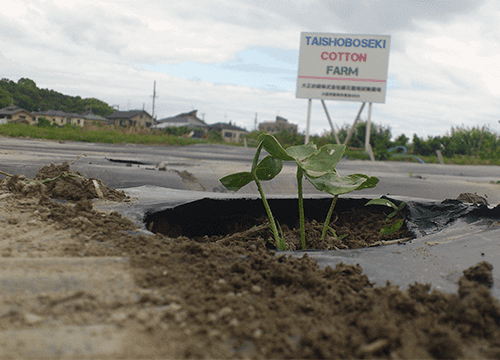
[320,0,486,33]
[142,47,299,93]
[1,0,500,139]
[45,5,143,55]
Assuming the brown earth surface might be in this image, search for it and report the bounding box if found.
[1,161,500,358]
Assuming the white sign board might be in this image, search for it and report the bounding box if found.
[296,32,391,103]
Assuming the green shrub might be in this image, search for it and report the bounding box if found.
[162,126,193,137]
[207,129,223,142]
[36,117,51,127]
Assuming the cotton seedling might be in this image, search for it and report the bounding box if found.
[219,138,286,249]
[220,134,379,250]
[257,134,379,249]
[365,198,407,234]
[326,226,347,241]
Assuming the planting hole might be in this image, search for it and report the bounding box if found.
[144,197,412,245]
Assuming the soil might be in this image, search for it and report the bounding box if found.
[2,161,500,358]
[148,203,413,251]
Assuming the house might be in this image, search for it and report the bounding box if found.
[82,109,108,125]
[258,116,298,134]
[1,106,154,128]
[0,105,35,124]
[107,110,153,128]
[33,110,87,127]
[154,110,207,129]
[209,122,248,143]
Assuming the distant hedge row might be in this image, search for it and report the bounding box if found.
[244,123,500,161]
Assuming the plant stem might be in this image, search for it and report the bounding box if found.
[251,141,264,172]
[250,140,284,250]
[321,195,338,240]
[296,168,306,249]
[254,175,284,250]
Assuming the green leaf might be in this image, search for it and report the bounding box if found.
[387,202,406,219]
[397,202,407,212]
[365,198,399,210]
[256,136,346,178]
[387,211,398,219]
[380,220,403,234]
[257,134,294,161]
[285,142,318,160]
[219,171,253,191]
[352,175,380,191]
[287,143,346,178]
[306,172,379,196]
[254,155,283,181]
[219,156,283,191]
[299,144,345,176]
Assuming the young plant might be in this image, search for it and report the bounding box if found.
[219,139,286,249]
[325,226,347,241]
[257,134,379,249]
[365,198,407,234]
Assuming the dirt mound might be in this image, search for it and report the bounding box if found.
[1,161,500,358]
[35,161,130,201]
[2,160,129,201]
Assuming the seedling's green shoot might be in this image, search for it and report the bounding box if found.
[326,226,347,241]
[365,198,407,235]
[219,139,286,249]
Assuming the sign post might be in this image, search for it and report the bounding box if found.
[296,32,390,154]
[320,100,340,144]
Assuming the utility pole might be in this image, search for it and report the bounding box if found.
[254,113,258,131]
[151,81,157,124]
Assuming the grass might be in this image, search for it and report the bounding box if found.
[343,148,500,166]
[0,123,205,146]
[387,153,500,166]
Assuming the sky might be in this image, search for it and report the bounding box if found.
[2,0,500,139]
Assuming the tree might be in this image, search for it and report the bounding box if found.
[0,77,115,116]
[412,135,443,156]
[0,88,12,108]
[394,134,409,147]
[412,135,429,156]
[17,78,37,88]
[82,98,115,117]
[15,94,35,112]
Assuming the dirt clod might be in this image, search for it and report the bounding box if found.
[462,261,494,288]
[34,161,130,201]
